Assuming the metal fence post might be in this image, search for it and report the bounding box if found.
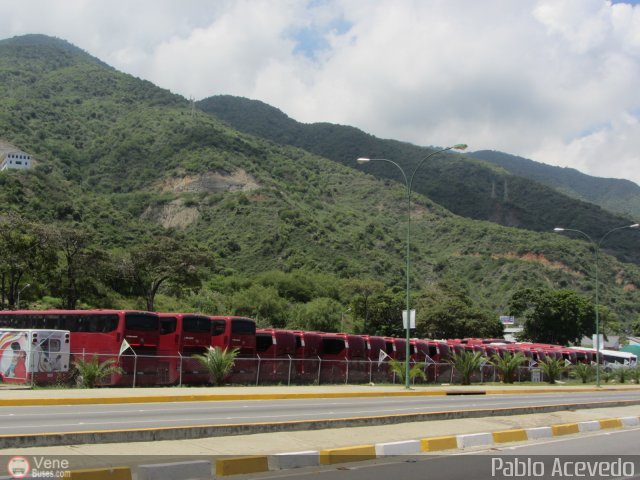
[317,356,322,385]
[256,355,261,386]
[287,355,292,386]
[132,354,138,388]
[178,353,183,387]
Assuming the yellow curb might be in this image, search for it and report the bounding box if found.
[319,445,376,465]
[68,467,131,480]
[215,456,269,476]
[599,418,624,429]
[492,429,528,443]
[552,423,580,436]
[420,435,459,452]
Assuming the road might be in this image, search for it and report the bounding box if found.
[1,390,638,435]
[239,427,640,480]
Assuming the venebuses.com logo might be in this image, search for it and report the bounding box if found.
[6,456,30,478]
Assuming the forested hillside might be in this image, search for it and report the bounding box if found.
[469,150,640,219]
[1,35,639,337]
[198,95,639,265]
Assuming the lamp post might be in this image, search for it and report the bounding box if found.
[16,283,30,310]
[357,144,467,389]
[554,223,639,387]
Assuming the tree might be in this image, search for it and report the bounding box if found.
[388,359,427,384]
[194,346,239,386]
[416,283,503,339]
[449,350,484,385]
[116,237,210,311]
[508,288,595,345]
[50,224,109,309]
[539,357,566,384]
[491,351,526,384]
[0,214,57,308]
[293,297,343,332]
[73,355,123,388]
[345,279,384,334]
[231,284,288,327]
[363,290,404,337]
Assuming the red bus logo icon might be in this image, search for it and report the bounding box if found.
[7,456,30,478]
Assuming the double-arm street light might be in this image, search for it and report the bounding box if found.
[554,223,639,387]
[357,144,467,389]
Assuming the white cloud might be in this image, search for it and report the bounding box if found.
[1,0,639,184]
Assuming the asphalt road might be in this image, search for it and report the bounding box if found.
[239,426,640,480]
[1,390,639,435]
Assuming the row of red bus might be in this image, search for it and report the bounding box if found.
[0,309,627,386]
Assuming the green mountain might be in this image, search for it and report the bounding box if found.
[197,95,639,264]
[1,35,639,328]
[468,150,640,220]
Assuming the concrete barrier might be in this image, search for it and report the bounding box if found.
[319,445,376,465]
[67,467,132,479]
[456,432,493,449]
[268,451,320,470]
[621,416,640,427]
[599,418,623,429]
[577,420,601,432]
[137,460,212,480]
[551,423,580,436]
[420,435,458,452]
[375,440,421,456]
[215,456,269,476]
[492,429,528,443]
[525,426,553,439]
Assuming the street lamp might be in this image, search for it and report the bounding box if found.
[554,223,639,387]
[357,144,468,389]
[16,283,30,310]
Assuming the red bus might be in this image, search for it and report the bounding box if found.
[0,310,160,386]
[209,316,257,356]
[319,333,368,384]
[292,330,322,381]
[256,328,296,383]
[383,336,407,360]
[158,313,212,385]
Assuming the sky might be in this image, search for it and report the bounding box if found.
[1,0,640,185]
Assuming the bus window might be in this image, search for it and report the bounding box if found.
[231,319,256,335]
[322,338,345,355]
[183,316,210,333]
[125,313,158,331]
[160,317,177,335]
[211,320,226,336]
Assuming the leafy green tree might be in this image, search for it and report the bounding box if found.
[631,317,640,336]
[73,355,123,388]
[570,363,595,384]
[364,290,404,337]
[416,283,503,339]
[449,350,484,385]
[539,357,566,384]
[345,278,384,334]
[491,351,526,384]
[231,284,288,327]
[293,297,343,332]
[0,214,57,308]
[115,237,210,311]
[388,359,427,384]
[509,288,595,345]
[194,346,240,386]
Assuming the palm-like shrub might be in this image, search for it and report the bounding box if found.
[570,363,595,384]
[539,357,566,384]
[629,366,640,384]
[491,351,526,384]
[449,351,484,385]
[73,355,123,388]
[388,359,427,384]
[616,366,630,384]
[194,346,240,386]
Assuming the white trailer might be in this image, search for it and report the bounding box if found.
[0,328,70,384]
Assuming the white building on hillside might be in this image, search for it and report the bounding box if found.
[0,150,32,171]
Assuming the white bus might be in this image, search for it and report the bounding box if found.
[0,328,70,384]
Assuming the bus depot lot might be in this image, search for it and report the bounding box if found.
[1,385,640,476]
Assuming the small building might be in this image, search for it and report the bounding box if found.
[0,140,33,171]
[0,151,32,171]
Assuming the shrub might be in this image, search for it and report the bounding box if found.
[449,350,484,385]
[73,355,123,388]
[194,346,240,386]
[491,351,526,383]
[388,359,427,384]
[570,363,595,384]
[539,357,566,384]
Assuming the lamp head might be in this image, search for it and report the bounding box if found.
[356,157,371,164]
[553,228,565,232]
[452,144,467,150]
[630,223,639,229]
